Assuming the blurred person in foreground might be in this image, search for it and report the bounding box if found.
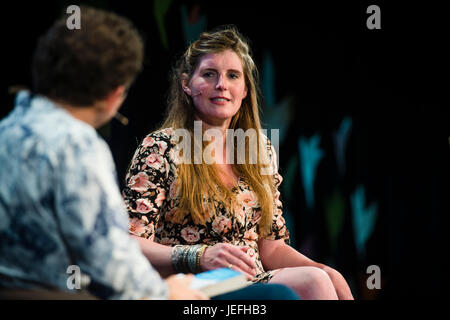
[0,6,206,300]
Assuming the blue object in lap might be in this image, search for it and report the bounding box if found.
[213,283,300,300]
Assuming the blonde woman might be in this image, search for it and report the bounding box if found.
[123,26,353,300]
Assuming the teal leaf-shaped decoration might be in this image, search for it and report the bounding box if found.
[332,116,352,176]
[180,4,207,46]
[351,186,378,257]
[298,135,324,210]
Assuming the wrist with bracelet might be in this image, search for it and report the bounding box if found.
[171,244,208,274]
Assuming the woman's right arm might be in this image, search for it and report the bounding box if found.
[133,235,257,279]
[123,132,178,277]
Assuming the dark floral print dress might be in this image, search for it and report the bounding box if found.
[122,128,290,282]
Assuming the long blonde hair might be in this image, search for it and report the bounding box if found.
[161,26,275,236]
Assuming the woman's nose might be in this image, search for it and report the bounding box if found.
[215,75,227,90]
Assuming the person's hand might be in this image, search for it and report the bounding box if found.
[200,243,257,280]
[322,266,354,300]
[165,274,209,300]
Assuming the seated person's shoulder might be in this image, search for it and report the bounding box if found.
[144,127,176,142]
[140,127,178,153]
[137,127,183,166]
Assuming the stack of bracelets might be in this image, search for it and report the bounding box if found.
[171,244,208,274]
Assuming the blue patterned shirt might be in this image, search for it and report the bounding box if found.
[0,91,169,299]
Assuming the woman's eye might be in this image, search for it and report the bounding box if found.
[228,73,240,79]
[203,72,215,78]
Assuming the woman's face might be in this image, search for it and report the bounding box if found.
[185,49,248,127]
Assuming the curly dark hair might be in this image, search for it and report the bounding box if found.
[32,6,144,106]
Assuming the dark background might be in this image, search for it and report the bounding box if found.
[1,1,448,299]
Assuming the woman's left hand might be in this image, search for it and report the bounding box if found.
[322,266,354,300]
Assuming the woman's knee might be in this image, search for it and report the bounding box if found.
[269,267,337,299]
[300,267,333,288]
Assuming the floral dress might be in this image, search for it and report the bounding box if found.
[122,128,290,282]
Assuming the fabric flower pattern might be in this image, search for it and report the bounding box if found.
[135,198,153,213]
[237,189,258,209]
[181,226,201,243]
[129,217,150,236]
[212,215,232,234]
[128,172,156,193]
[142,136,155,148]
[154,188,166,207]
[122,128,290,283]
[145,153,164,170]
